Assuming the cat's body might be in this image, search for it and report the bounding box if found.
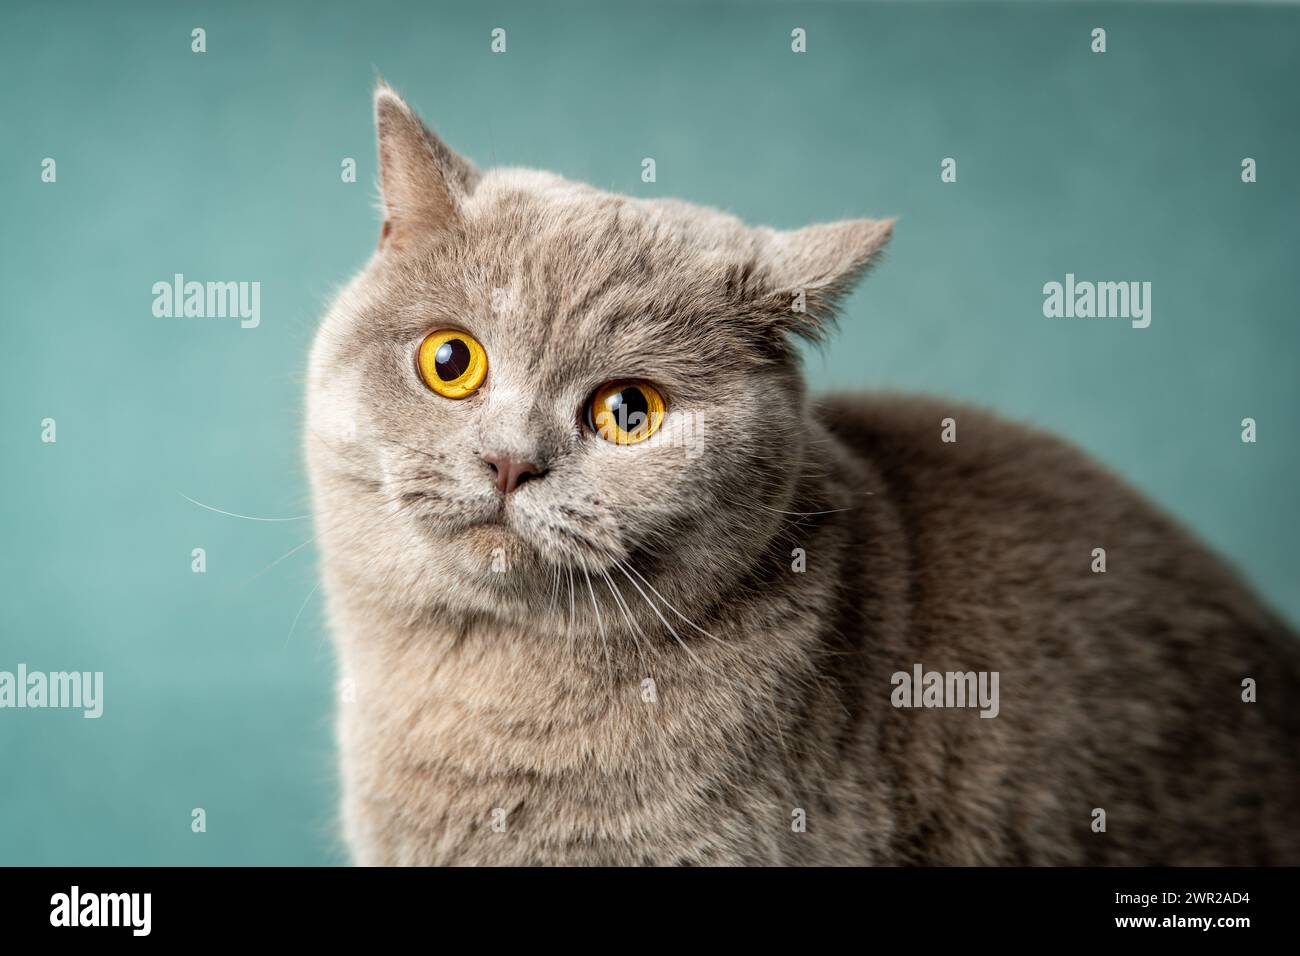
[307,85,1300,866]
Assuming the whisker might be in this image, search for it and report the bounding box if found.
[601,567,649,678]
[566,565,576,651]
[179,492,310,522]
[239,535,318,588]
[284,581,321,648]
[614,560,697,661]
[623,561,722,643]
[584,569,613,687]
[752,503,851,517]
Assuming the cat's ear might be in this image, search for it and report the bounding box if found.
[751,218,894,342]
[374,82,480,250]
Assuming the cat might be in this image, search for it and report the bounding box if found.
[305,83,1300,865]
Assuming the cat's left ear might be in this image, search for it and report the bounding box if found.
[749,218,895,342]
[374,81,480,250]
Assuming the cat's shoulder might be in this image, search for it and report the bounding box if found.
[811,390,1133,503]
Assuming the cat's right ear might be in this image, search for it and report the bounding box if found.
[374,82,479,251]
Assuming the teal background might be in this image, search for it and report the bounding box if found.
[1,1,1297,865]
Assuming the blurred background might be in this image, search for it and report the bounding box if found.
[1,0,1297,864]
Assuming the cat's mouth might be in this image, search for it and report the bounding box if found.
[417,499,539,558]
[399,487,617,573]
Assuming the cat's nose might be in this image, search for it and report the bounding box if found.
[481,453,546,495]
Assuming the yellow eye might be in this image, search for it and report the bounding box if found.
[417,330,488,399]
[587,381,666,445]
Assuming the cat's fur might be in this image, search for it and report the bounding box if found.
[305,84,1300,865]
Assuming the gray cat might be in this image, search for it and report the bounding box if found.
[305,84,1300,865]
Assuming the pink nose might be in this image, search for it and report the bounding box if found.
[482,453,546,494]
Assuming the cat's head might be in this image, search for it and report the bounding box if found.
[306,83,891,630]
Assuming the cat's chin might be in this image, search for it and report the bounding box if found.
[442,521,561,586]
[434,521,622,608]
[431,525,574,621]
[424,511,613,575]
[456,521,527,557]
